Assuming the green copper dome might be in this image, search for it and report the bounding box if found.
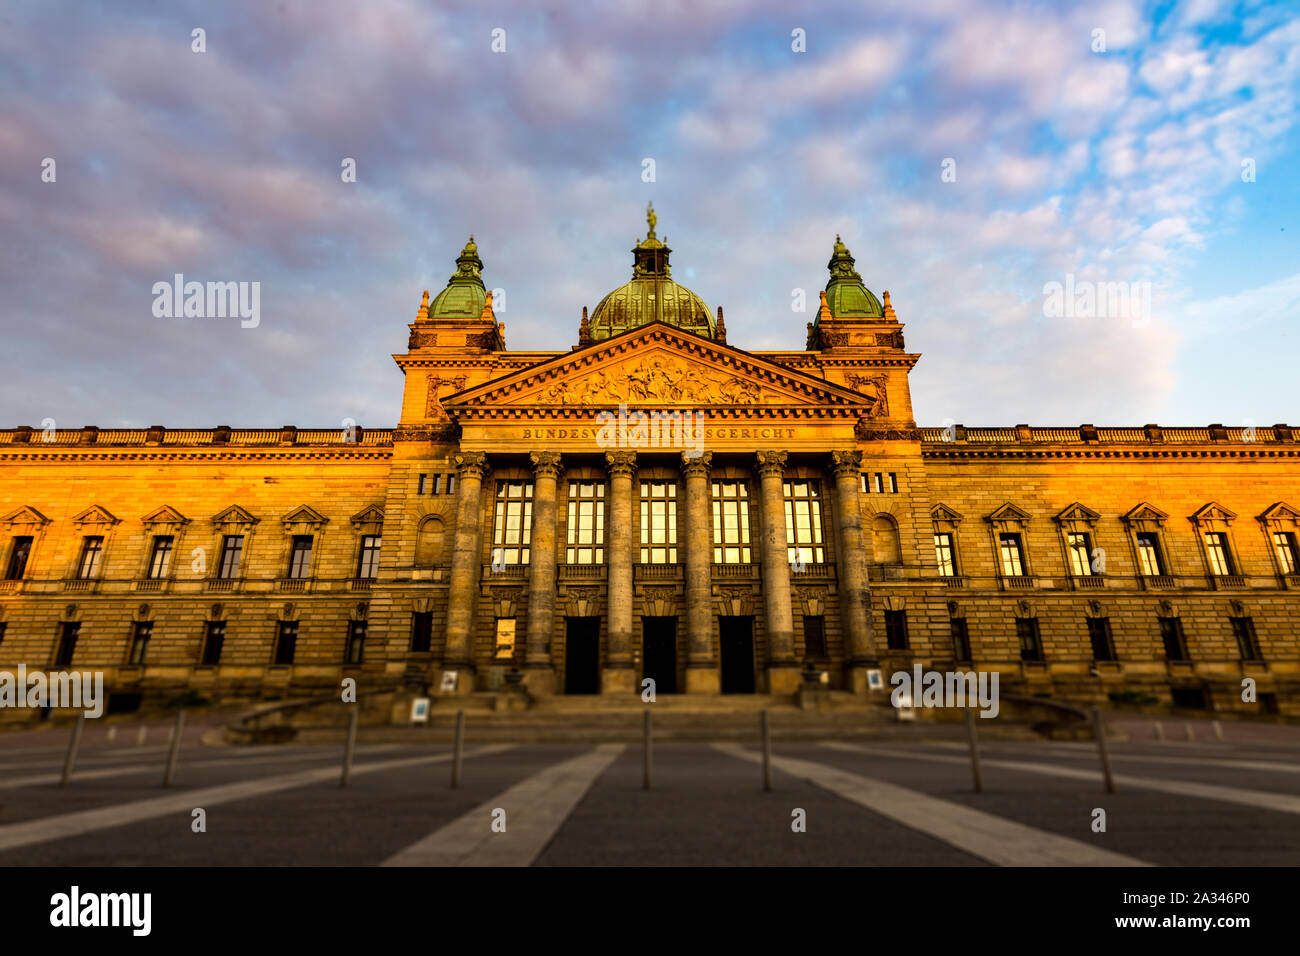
[588,204,714,341]
[429,236,487,319]
[824,235,883,318]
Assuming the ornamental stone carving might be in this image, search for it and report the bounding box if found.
[543,355,762,406]
[530,451,564,479]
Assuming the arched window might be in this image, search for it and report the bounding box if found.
[871,514,901,565]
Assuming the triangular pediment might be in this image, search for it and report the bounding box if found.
[141,505,189,526]
[282,504,329,527]
[71,505,119,526]
[987,502,1033,523]
[350,505,385,528]
[1191,501,1236,523]
[930,504,964,523]
[1260,501,1300,523]
[1123,501,1168,524]
[212,505,259,527]
[1055,501,1101,524]
[2,506,49,527]
[442,323,877,413]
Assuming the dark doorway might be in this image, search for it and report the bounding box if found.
[565,617,601,694]
[642,617,677,694]
[719,616,755,694]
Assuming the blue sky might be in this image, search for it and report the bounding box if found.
[0,0,1296,429]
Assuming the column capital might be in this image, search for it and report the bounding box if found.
[829,449,863,478]
[604,450,638,478]
[530,451,564,479]
[755,450,788,478]
[454,451,490,480]
[680,450,713,478]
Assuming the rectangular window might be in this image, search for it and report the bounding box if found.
[802,615,826,658]
[445,474,456,496]
[274,621,298,665]
[202,621,225,665]
[431,474,443,495]
[1087,618,1115,660]
[1273,531,1299,575]
[1017,619,1042,660]
[346,621,366,664]
[860,474,869,493]
[148,535,174,579]
[934,532,956,576]
[1066,531,1095,577]
[217,535,244,579]
[54,622,79,666]
[565,481,606,564]
[356,535,382,579]
[417,474,428,495]
[6,536,32,580]
[128,621,152,665]
[712,481,751,564]
[1136,532,1165,576]
[639,481,678,564]
[0,621,6,648]
[871,473,884,494]
[77,536,104,579]
[1231,617,1261,660]
[999,532,1025,577]
[950,618,971,660]
[784,479,825,565]
[288,535,314,579]
[492,480,534,565]
[884,610,908,650]
[410,611,433,653]
[1204,532,1234,576]
[1159,617,1186,660]
[887,473,899,494]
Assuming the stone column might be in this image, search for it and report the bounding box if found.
[681,451,718,693]
[756,450,799,694]
[442,451,490,692]
[603,450,637,694]
[523,451,563,695]
[830,449,877,692]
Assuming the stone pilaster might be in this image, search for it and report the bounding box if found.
[830,449,877,691]
[756,450,799,694]
[603,450,637,694]
[681,451,718,693]
[441,451,490,692]
[523,451,563,695]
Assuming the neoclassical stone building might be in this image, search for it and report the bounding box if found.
[1,208,1297,719]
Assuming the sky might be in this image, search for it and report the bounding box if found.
[0,0,1296,430]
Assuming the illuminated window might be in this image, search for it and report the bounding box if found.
[217,535,244,579]
[1136,532,1165,576]
[356,535,382,579]
[998,533,1026,576]
[148,536,174,579]
[1204,532,1234,576]
[934,533,956,576]
[566,481,605,564]
[77,536,104,579]
[639,481,677,563]
[288,535,314,579]
[711,481,751,564]
[1273,531,1299,574]
[783,479,825,565]
[492,481,534,565]
[1066,531,1096,576]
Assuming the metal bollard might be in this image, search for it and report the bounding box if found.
[760,709,772,792]
[162,709,185,787]
[60,714,85,787]
[1092,707,1115,794]
[451,709,465,789]
[642,710,653,791]
[965,708,984,793]
[339,708,359,788]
